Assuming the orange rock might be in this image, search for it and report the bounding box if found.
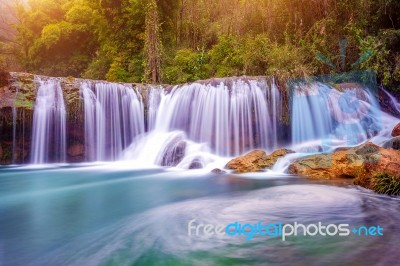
[392,123,400,137]
[288,142,400,190]
[226,150,268,173]
[226,149,295,173]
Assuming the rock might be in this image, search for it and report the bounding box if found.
[288,142,400,190]
[392,123,400,137]
[68,127,84,139]
[382,137,400,150]
[211,168,226,174]
[225,149,295,173]
[67,143,84,157]
[0,143,2,159]
[264,149,295,168]
[0,70,10,87]
[225,150,268,173]
[161,140,186,167]
[189,159,203,169]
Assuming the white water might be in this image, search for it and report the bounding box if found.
[290,82,398,152]
[31,78,66,164]
[383,88,400,115]
[123,78,282,167]
[80,82,145,161]
[23,76,400,168]
[12,85,18,164]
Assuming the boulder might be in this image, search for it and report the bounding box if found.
[67,143,84,157]
[392,123,400,137]
[226,149,295,173]
[160,140,186,167]
[288,142,400,190]
[211,168,226,174]
[189,159,203,169]
[382,136,400,150]
[226,150,268,173]
[264,149,295,168]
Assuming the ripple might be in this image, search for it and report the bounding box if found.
[34,185,368,265]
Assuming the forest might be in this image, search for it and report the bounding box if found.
[0,0,399,90]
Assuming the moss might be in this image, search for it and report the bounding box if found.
[15,93,34,109]
[0,142,13,164]
[371,173,400,195]
[12,76,37,110]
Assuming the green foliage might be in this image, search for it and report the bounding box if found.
[209,35,244,77]
[372,173,400,195]
[3,0,398,88]
[207,34,313,82]
[82,54,112,80]
[164,49,210,83]
[106,56,130,82]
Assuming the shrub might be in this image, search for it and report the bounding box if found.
[371,173,400,195]
[164,49,210,84]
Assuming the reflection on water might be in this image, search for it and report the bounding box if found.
[0,164,399,265]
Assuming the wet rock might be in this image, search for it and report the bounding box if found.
[382,137,400,150]
[288,143,400,190]
[211,168,226,174]
[392,123,400,137]
[67,143,84,157]
[161,140,186,167]
[264,149,295,168]
[226,149,295,173]
[225,150,268,173]
[189,159,203,169]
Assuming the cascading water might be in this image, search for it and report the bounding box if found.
[123,78,282,167]
[383,88,400,116]
[8,74,397,168]
[291,82,398,155]
[31,78,67,164]
[147,86,164,131]
[80,82,145,161]
[12,86,18,164]
[267,80,282,149]
[290,82,386,151]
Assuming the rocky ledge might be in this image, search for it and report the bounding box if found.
[225,126,400,195]
[288,142,400,195]
[225,149,295,173]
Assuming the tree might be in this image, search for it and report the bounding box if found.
[144,0,162,83]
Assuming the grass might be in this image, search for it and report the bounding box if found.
[371,173,400,195]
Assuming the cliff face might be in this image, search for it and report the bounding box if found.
[1,72,399,165]
[0,73,35,164]
[0,72,149,164]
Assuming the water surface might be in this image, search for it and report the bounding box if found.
[0,164,399,265]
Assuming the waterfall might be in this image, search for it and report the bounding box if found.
[123,78,282,166]
[12,86,18,164]
[31,78,67,163]
[147,86,164,131]
[383,88,400,115]
[80,82,145,161]
[267,79,281,149]
[291,82,383,151]
[12,74,398,167]
[157,78,281,156]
